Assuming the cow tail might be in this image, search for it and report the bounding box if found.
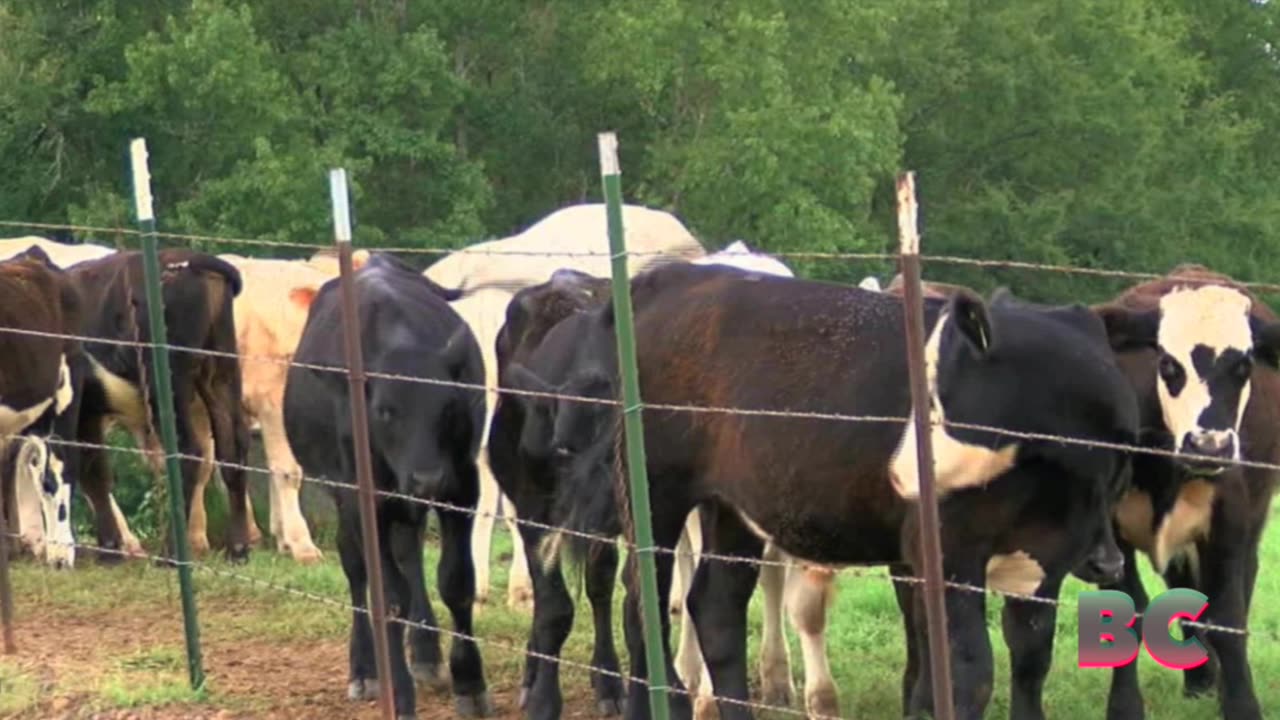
[184,255,244,297]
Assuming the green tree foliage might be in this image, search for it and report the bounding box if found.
[1,0,1278,300]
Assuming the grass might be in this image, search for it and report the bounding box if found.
[0,664,40,715]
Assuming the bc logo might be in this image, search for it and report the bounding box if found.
[1077,589,1210,669]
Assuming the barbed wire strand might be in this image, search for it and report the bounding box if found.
[3,322,1280,477]
[1,429,1250,638]
[8,218,1280,292]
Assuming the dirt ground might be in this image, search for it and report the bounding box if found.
[1,600,603,720]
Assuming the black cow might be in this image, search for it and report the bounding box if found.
[486,268,620,719]
[514,262,1140,720]
[1093,264,1280,720]
[65,248,253,563]
[0,246,87,569]
[283,252,491,719]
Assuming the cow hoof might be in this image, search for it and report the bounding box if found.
[188,535,211,556]
[455,691,493,718]
[410,662,449,691]
[289,542,323,565]
[225,544,250,565]
[760,682,793,708]
[348,678,379,701]
[806,685,840,719]
[96,547,126,566]
[597,699,624,717]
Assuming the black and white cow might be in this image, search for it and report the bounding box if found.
[0,246,87,569]
[1094,264,1280,720]
[283,252,492,719]
[515,262,1140,720]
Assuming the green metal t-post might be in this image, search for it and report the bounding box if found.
[597,132,671,720]
[129,138,205,691]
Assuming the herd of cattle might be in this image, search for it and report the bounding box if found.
[0,202,1276,720]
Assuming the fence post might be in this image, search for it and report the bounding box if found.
[0,500,14,654]
[896,171,956,720]
[127,138,205,690]
[597,132,671,720]
[328,169,395,720]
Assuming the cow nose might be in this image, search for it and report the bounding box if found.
[410,469,444,495]
[1087,551,1125,585]
[1181,431,1236,461]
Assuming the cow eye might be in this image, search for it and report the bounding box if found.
[29,454,40,469]
[1157,353,1183,383]
[376,406,395,422]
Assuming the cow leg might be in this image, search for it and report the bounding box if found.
[686,501,763,720]
[335,497,378,701]
[436,501,493,717]
[1160,556,1217,698]
[586,537,624,716]
[504,492,533,612]
[1193,535,1261,719]
[185,399,214,556]
[1105,543,1148,720]
[381,518,421,720]
[758,542,795,709]
[785,563,838,718]
[515,520,572,720]
[672,509,703,691]
[77,419,127,564]
[387,515,446,692]
[470,452,498,606]
[906,555,992,720]
[891,563,921,713]
[1002,578,1063,720]
[621,503,692,720]
[198,372,252,562]
[258,407,321,563]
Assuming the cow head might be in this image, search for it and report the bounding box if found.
[15,435,74,569]
[367,323,478,497]
[1096,284,1280,474]
[504,362,614,462]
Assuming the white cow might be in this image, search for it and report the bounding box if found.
[422,203,707,609]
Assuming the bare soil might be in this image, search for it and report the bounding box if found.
[1,600,602,719]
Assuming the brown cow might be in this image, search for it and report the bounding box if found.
[0,246,86,568]
[1092,264,1280,720]
[67,249,255,563]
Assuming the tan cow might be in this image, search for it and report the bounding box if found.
[422,203,707,609]
[182,250,371,563]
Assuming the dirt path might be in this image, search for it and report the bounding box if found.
[1,602,603,719]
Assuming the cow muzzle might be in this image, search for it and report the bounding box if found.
[1177,429,1237,476]
[1075,543,1125,586]
[409,469,445,496]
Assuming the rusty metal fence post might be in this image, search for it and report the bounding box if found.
[329,168,395,720]
[896,170,956,720]
[0,501,14,654]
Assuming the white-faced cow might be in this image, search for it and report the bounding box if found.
[1093,264,1280,720]
[517,262,1139,720]
[283,252,491,719]
[0,246,87,568]
[424,203,706,611]
[65,248,254,563]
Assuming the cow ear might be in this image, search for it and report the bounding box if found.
[989,286,1016,308]
[289,285,318,309]
[948,290,994,356]
[1249,316,1280,369]
[505,363,555,408]
[1094,306,1160,352]
[18,244,55,268]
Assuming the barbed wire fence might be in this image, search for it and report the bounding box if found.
[0,140,1272,720]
